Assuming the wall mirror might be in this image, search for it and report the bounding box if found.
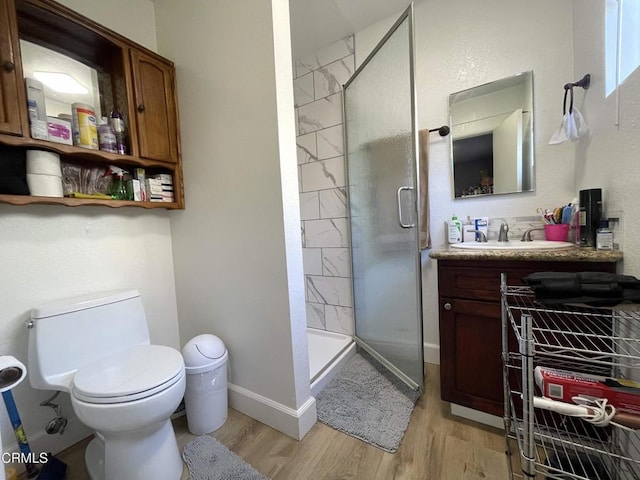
[449,70,534,199]
[20,40,102,119]
[16,0,129,129]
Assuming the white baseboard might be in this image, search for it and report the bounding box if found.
[450,403,504,430]
[228,383,316,440]
[423,342,440,365]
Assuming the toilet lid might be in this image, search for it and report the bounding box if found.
[72,345,184,404]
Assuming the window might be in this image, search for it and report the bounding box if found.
[606,0,640,96]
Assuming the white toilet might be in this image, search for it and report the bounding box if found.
[27,289,186,480]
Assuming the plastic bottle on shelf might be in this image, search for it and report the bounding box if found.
[109,111,127,155]
[103,165,129,200]
[98,118,117,153]
[596,220,613,250]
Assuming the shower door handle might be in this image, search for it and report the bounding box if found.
[396,186,415,228]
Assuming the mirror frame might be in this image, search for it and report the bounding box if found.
[449,70,534,200]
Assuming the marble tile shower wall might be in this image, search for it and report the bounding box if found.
[294,36,355,336]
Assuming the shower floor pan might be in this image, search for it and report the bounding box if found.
[308,328,355,397]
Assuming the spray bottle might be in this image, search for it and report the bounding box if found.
[109,111,127,155]
[103,165,128,200]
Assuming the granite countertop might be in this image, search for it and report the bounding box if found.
[428,245,623,262]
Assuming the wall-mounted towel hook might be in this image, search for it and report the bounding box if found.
[562,74,591,115]
[428,125,450,137]
[564,73,591,91]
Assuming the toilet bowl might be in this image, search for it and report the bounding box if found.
[71,345,185,480]
[27,290,186,480]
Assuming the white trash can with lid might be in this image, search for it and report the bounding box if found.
[182,334,228,435]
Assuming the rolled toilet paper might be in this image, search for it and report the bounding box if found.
[26,150,62,176]
[0,356,26,393]
[27,173,64,197]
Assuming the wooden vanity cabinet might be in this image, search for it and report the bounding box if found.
[0,0,26,136]
[437,259,617,417]
[0,0,184,209]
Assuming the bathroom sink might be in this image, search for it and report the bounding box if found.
[450,240,575,251]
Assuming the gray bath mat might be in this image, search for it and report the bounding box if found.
[315,350,420,453]
[182,435,268,480]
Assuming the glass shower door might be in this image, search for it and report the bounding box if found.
[344,5,424,391]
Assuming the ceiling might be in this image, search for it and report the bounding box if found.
[288,0,410,59]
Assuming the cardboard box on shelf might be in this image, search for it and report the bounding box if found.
[133,168,148,201]
[535,366,640,415]
[47,117,72,145]
[153,173,173,185]
[25,78,49,140]
[145,178,163,195]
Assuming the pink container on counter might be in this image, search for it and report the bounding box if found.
[544,224,570,242]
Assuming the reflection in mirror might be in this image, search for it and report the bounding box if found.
[449,71,534,199]
[20,40,102,120]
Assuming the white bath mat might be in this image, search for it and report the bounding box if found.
[182,435,268,480]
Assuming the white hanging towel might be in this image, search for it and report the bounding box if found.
[549,107,590,145]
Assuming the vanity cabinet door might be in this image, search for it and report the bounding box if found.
[439,297,505,416]
[0,0,25,136]
[130,49,178,163]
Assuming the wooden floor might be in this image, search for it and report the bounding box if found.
[50,364,513,479]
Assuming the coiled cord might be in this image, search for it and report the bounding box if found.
[571,395,633,431]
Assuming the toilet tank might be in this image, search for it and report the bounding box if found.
[28,289,150,391]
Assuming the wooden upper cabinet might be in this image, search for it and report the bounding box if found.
[0,0,25,136]
[130,49,178,164]
[0,0,185,209]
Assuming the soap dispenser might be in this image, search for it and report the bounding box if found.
[447,215,462,244]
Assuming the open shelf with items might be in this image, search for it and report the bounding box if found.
[501,279,640,479]
[0,0,183,209]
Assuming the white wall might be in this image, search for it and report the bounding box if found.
[356,0,577,362]
[56,0,158,51]
[573,2,640,275]
[153,0,314,439]
[0,0,179,459]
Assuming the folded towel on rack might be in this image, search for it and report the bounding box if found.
[523,272,640,306]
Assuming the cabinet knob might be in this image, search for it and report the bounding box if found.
[137,104,145,113]
[2,61,15,72]
[444,302,452,311]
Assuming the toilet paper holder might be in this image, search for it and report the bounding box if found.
[0,356,67,435]
[0,356,26,392]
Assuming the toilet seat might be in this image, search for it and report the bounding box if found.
[72,345,184,404]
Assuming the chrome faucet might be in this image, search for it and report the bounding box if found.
[498,222,509,242]
[521,227,545,242]
[469,230,488,242]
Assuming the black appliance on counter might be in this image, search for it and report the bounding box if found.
[578,188,602,247]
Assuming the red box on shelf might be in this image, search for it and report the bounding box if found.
[535,366,640,415]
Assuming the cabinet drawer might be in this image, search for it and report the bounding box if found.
[438,265,503,301]
[437,259,617,302]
